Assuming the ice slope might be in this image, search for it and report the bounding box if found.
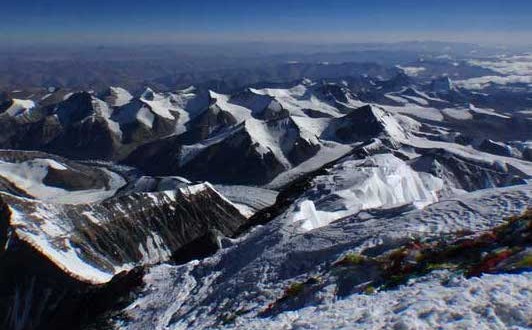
[292,154,443,231]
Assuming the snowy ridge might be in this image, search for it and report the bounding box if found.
[8,204,123,284]
[2,181,248,285]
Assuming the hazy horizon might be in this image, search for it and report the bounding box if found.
[2,0,532,47]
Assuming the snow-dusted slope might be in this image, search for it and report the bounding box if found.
[2,99,36,118]
[102,87,133,107]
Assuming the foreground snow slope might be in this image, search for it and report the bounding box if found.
[234,271,532,330]
[118,178,531,329]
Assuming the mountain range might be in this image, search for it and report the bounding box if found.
[0,52,531,329]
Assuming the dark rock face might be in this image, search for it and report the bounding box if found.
[0,92,122,160]
[259,100,289,121]
[0,110,60,150]
[126,115,321,185]
[315,83,353,105]
[123,134,183,176]
[523,147,532,161]
[178,128,287,185]
[478,139,514,158]
[183,104,237,143]
[323,105,395,144]
[43,167,106,191]
[430,76,455,94]
[46,116,121,160]
[0,183,247,329]
[111,98,180,147]
[0,232,145,330]
[0,100,14,114]
[55,92,96,125]
[377,72,413,92]
[0,89,186,161]
[301,108,334,118]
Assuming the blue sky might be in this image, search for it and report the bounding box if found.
[2,0,531,45]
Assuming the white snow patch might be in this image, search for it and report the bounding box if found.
[396,65,426,76]
[108,87,133,107]
[4,99,36,117]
